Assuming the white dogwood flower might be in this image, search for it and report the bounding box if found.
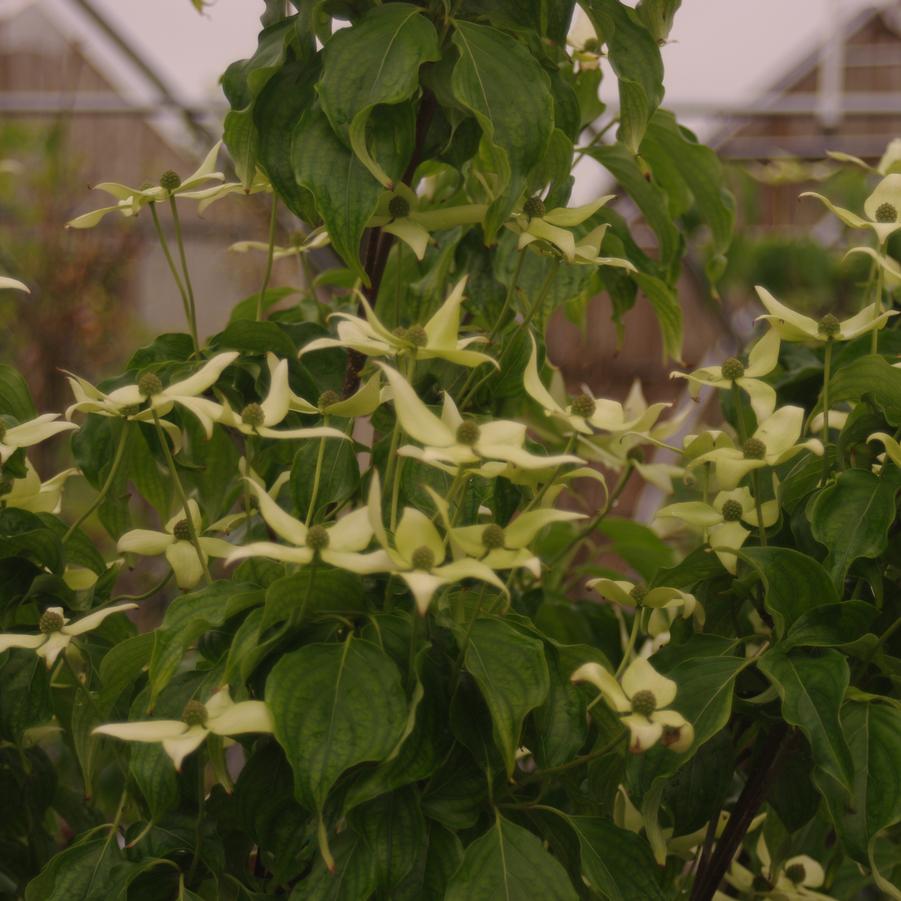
[0,414,78,464]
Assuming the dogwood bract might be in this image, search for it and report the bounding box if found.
[0,414,77,464]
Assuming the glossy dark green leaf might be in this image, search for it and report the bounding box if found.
[266,636,407,812]
[463,617,550,777]
[740,546,837,635]
[565,815,667,901]
[445,814,578,901]
[451,20,554,240]
[262,568,365,631]
[809,468,901,590]
[819,701,901,868]
[827,354,901,425]
[633,271,683,362]
[784,601,877,650]
[0,364,35,420]
[228,287,297,324]
[319,3,439,185]
[291,829,377,901]
[583,0,663,153]
[636,0,682,42]
[758,647,853,792]
[290,436,360,520]
[293,102,412,280]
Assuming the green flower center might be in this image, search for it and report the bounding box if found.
[181,700,208,727]
[137,372,163,397]
[523,196,546,219]
[875,201,897,223]
[817,313,841,338]
[318,389,341,409]
[306,525,330,552]
[720,357,745,381]
[172,518,192,541]
[456,420,481,446]
[411,546,435,571]
[388,195,410,219]
[159,170,182,191]
[406,324,428,348]
[742,438,766,460]
[581,36,600,52]
[481,523,506,550]
[626,446,646,464]
[721,499,743,522]
[570,393,596,418]
[120,403,142,417]
[784,863,806,885]
[629,584,647,603]
[39,610,64,634]
[631,689,656,717]
[241,402,265,427]
[752,875,774,892]
[392,326,409,341]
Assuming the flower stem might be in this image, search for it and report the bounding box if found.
[872,249,884,354]
[517,732,627,785]
[149,203,196,352]
[63,422,130,542]
[168,196,200,354]
[306,417,329,524]
[256,195,279,321]
[522,433,577,512]
[614,612,642,678]
[822,338,833,446]
[151,411,212,585]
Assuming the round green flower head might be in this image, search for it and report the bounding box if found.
[306,525,330,552]
[481,523,506,550]
[181,700,208,727]
[817,313,841,338]
[629,584,647,603]
[172,519,192,541]
[241,403,265,428]
[138,372,163,397]
[392,326,409,342]
[742,438,766,460]
[570,393,597,418]
[388,195,410,219]
[405,324,428,348]
[456,420,481,446]
[411,546,435,571]
[784,864,806,885]
[523,196,546,219]
[120,403,142,417]
[159,170,182,192]
[875,201,897,223]
[720,357,744,381]
[631,689,656,717]
[317,390,341,410]
[721,499,743,522]
[39,610,65,634]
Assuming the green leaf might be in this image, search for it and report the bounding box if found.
[809,468,901,590]
[636,0,682,43]
[148,582,263,703]
[633,271,683,362]
[291,829,377,901]
[641,111,735,271]
[127,427,170,517]
[229,287,297,324]
[784,601,877,650]
[451,21,554,241]
[0,364,35,420]
[266,636,408,812]
[463,617,550,777]
[0,650,52,743]
[758,647,854,792]
[445,814,578,901]
[262,568,365,631]
[319,4,440,186]
[290,437,360,520]
[422,823,465,900]
[24,835,120,901]
[827,354,901,426]
[819,701,901,869]
[293,102,412,281]
[564,815,667,901]
[598,517,676,582]
[255,55,320,221]
[350,785,425,893]
[739,546,837,635]
[583,0,664,153]
[98,632,154,710]
[213,319,297,358]
[529,648,587,769]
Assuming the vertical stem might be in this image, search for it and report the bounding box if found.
[63,422,130,542]
[256,195,279,321]
[614,611,642,677]
[306,418,329,524]
[151,411,211,585]
[168,197,200,353]
[149,204,196,351]
[872,249,884,354]
[822,338,833,446]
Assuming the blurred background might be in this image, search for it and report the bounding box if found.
[1,0,899,517]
